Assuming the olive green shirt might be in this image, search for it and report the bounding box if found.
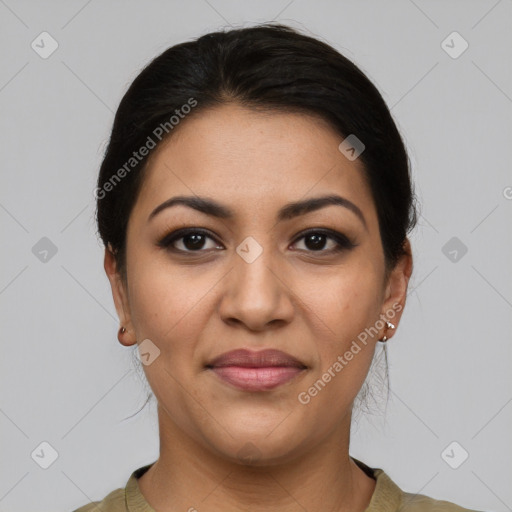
[72,458,482,511]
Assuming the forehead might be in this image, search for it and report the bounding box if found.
[132,104,376,227]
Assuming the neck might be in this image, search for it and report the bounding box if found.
[137,406,375,512]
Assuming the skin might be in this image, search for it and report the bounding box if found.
[104,103,413,512]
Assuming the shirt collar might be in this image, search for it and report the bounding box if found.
[125,457,403,512]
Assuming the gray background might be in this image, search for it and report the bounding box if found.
[1,1,511,511]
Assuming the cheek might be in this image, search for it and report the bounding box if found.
[302,264,382,397]
[127,258,212,343]
[313,263,382,345]
[124,265,216,412]
[125,262,210,416]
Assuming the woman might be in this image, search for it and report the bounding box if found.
[74,23,480,512]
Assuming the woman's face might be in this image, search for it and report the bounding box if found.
[106,103,411,465]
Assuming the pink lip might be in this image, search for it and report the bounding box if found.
[206,349,307,391]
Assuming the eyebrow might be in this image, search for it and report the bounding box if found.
[148,194,368,230]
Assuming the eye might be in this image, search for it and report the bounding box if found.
[291,229,357,254]
[157,228,357,255]
[157,228,222,253]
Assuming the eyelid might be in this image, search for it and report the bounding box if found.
[157,227,357,254]
[291,227,356,246]
[157,227,221,250]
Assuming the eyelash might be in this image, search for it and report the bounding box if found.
[157,227,357,256]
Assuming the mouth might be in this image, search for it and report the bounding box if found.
[205,348,308,392]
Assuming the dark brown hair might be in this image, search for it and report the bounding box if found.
[95,23,419,419]
[95,23,418,284]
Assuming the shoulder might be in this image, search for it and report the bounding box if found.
[399,491,484,512]
[70,462,155,512]
[71,486,126,512]
[360,461,484,512]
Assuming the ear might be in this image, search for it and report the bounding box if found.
[379,238,413,341]
[104,244,136,346]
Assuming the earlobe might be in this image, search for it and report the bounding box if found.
[117,325,134,347]
[104,246,137,347]
[380,238,413,340]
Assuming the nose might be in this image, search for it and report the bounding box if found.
[218,242,295,332]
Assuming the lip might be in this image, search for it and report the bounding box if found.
[206,349,307,391]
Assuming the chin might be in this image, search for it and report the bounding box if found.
[204,422,308,468]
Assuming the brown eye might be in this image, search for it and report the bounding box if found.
[158,228,223,253]
[158,227,357,256]
[291,229,357,254]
